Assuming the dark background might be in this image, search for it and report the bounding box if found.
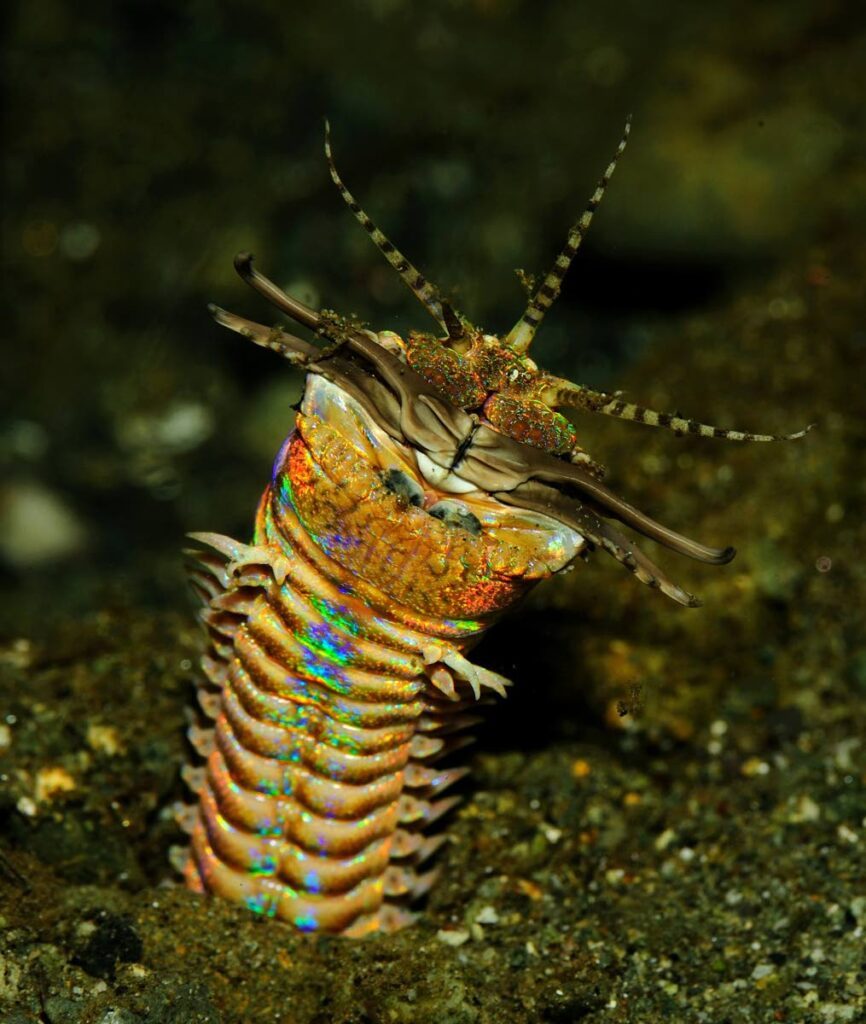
[2,4,866,1023]
[5,0,861,631]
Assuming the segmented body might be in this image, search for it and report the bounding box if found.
[179,122,809,935]
[182,377,581,935]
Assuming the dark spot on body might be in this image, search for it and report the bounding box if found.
[382,468,424,507]
[428,500,482,536]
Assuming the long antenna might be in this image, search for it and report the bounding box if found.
[505,116,631,354]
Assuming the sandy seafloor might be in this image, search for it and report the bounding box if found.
[2,2,865,1022]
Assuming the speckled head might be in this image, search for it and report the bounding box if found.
[209,120,812,607]
[268,373,585,622]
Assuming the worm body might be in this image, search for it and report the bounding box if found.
[177,123,809,934]
[182,377,580,934]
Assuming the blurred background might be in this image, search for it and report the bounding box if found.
[4,0,862,632]
[2,4,866,1021]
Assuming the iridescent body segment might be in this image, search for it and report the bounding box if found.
[179,122,810,935]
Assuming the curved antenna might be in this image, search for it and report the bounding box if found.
[543,380,814,442]
[324,121,455,335]
[224,255,468,422]
[233,252,322,332]
[521,460,736,565]
[505,116,631,355]
[496,485,702,606]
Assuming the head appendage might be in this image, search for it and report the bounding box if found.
[505,116,632,355]
[325,121,463,338]
[441,300,467,343]
[208,302,318,363]
[212,255,745,605]
[232,252,322,332]
[543,380,814,442]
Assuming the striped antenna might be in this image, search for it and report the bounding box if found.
[505,116,632,355]
[545,382,814,442]
[324,121,449,333]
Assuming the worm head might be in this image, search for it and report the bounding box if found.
[209,123,812,607]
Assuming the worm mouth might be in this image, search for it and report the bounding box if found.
[209,255,735,608]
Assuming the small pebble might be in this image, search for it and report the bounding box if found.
[655,828,676,851]
[16,796,37,817]
[87,724,125,756]
[34,765,76,802]
[740,757,770,777]
[0,481,88,567]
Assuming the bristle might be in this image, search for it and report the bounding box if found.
[173,802,198,835]
[168,844,191,876]
[188,721,216,757]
